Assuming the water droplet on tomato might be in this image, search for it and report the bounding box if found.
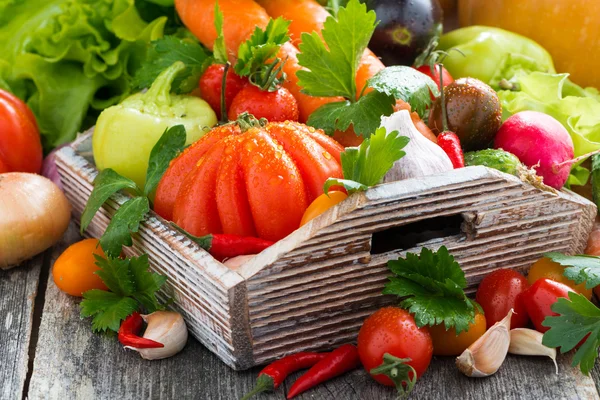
[323,152,331,160]
[269,175,284,186]
[252,176,260,187]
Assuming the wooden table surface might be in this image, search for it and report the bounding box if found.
[2,223,600,400]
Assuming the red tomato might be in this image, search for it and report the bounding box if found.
[475,269,530,329]
[0,89,43,173]
[415,64,454,93]
[358,307,433,387]
[228,85,299,122]
[521,278,574,333]
[199,64,248,118]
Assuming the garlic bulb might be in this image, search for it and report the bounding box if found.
[456,309,512,377]
[126,311,188,360]
[380,110,454,183]
[509,328,558,374]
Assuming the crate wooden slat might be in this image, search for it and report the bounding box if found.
[55,131,596,370]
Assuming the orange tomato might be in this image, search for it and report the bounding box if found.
[527,257,593,300]
[428,311,487,356]
[300,191,348,226]
[52,238,108,297]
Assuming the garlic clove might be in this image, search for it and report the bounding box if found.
[125,311,188,360]
[509,328,558,374]
[456,309,512,377]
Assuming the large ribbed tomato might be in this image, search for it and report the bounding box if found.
[154,120,344,242]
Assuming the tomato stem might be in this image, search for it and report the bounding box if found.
[439,63,449,133]
[370,353,417,398]
[220,62,230,123]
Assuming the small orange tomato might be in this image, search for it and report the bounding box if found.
[527,257,592,300]
[52,238,108,297]
[300,191,348,226]
[428,311,487,356]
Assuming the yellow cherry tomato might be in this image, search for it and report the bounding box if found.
[52,238,108,297]
[527,257,593,300]
[428,311,487,356]
[300,191,348,226]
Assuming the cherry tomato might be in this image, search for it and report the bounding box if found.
[527,257,593,300]
[415,64,454,95]
[300,191,348,226]
[358,307,433,386]
[0,89,43,173]
[475,268,529,329]
[199,64,248,118]
[228,85,299,122]
[521,278,573,333]
[428,311,487,356]
[52,239,108,297]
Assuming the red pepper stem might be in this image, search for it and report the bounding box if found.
[118,312,164,349]
[240,374,275,400]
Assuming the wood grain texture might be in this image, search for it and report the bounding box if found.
[0,254,43,400]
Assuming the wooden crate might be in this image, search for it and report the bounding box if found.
[55,131,596,370]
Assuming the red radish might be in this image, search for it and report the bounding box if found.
[494,111,574,189]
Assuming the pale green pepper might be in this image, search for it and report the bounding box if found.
[93,61,217,190]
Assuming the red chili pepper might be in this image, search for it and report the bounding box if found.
[241,352,328,400]
[118,312,164,349]
[437,131,465,168]
[173,224,274,261]
[286,344,361,399]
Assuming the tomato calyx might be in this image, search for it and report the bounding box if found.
[370,353,417,398]
[249,56,287,92]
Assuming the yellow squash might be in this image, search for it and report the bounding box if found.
[458,0,600,89]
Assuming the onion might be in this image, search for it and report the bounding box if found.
[41,143,69,190]
[0,173,71,269]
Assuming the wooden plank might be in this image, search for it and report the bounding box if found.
[0,253,44,400]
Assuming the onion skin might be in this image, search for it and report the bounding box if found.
[0,173,71,269]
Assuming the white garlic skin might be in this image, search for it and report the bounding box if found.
[126,311,188,360]
[509,328,558,374]
[379,110,454,183]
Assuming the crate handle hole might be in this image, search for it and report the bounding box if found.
[370,214,465,255]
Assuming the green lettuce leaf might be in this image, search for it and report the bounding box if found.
[0,0,171,151]
[498,72,600,159]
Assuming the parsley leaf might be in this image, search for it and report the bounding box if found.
[213,0,228,64]
[308,91,395,137]
[80,291,139,333]
[383,246,479,333]
[100,197,150,258]
[545,252,600,289]
[144,125,187,196]
[367,66,440,117]
[80,254,167,333]
[592,154,600,213]
[133,36,212,94]
[235,17,290,89]
[542,292,600,375]
[80,169,139,234]
[324,126,409,194]
[297,0,376,100]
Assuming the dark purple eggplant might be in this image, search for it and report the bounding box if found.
[364,0,443,66]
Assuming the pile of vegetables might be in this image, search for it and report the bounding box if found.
[6,0,600,397]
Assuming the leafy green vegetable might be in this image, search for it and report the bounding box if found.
[235,17,290,91]
[542,292,600,375]
[100,197,150,258]
[298,0,376,100]
[144,125,187,195]
[133,36,212,94]
[437,26,556,88]
[544,252,600,289]
[213,0,228,64]
[498,73,600,159]
[324,126,409,194]
[81,254,166,332]
[81,170,140,234]
[307,91,395,136]
[0,0,174,150]
[383,246,480,333]
[367,66,440,117]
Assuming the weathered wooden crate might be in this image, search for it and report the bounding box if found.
[55,131,596,370]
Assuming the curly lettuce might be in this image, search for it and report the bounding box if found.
[0,0,174,151]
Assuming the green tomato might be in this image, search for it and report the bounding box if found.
[93,62,217,190]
